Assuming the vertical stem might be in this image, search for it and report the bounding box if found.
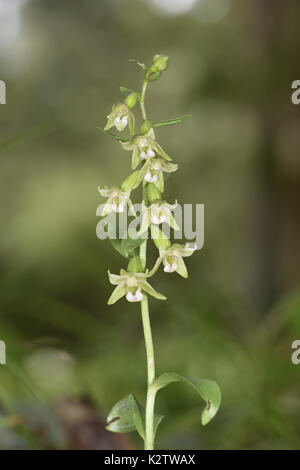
[139,80,156,448]
[140,296,156,450]
[139,184,156,450]
[140,79,148,121]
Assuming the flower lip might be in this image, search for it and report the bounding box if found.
[151,213,166,225]
[164,262,178,273]
[112,201,125,213]
[126,287,143,302]
[114,115,128,131]
[140,147,155,159]
[144,171,158,183]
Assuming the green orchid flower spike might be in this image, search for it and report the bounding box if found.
[121,128,172,170]
[98,186,136,216]
[98,54,221,450]
[105,103,135,134]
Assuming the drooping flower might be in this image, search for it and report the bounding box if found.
[105,103,135,134]
[121,129,172,170]
[98,186,136,216]
[138,200,179,235]
[138,157,178,192]
[159,243,196,278]
[107,269,166,304]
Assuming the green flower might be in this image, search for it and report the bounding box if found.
[107,269,166,304]
[98,186,136,216]
[139,200,179,235]
[159,243,196,278]
[121,129,172,170]
[138,157,178,192]
[105,103,135,134]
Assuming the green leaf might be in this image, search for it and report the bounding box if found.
[120,86,137,97]
[128,59,147,71]
[152,373,221,426]
[153,115,192,128]
[121,233,145,258]
[106,394,164,440]
[106,394,140,434]
[110,237,127,258]
[97,127,128,142]
[108,225,144,259]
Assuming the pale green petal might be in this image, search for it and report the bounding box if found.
[173,243,196,257]
[155,170,164,193]
[146,128,155,140]
[101,198,114,216]
[98,187,112,198]
[166,210,179,231]
[128,199,136,217]
[138,209,150,235]
[139,280,166,300]
[108,271,127,285]
[176,257,188,278]
[132,147,141,170]
[150,140,172,161]
[129,113,135,135]
[121,141,134,151]
[104,115,115,131]
[162,161,178,172]
[107,283,127,305]
[136,162,149,186]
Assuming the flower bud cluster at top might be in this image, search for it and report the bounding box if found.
[98,54,196,305]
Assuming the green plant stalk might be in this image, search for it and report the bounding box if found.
[140,79,148,121]
[139,80,156,450]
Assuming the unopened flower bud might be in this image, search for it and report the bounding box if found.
[128,256,143,274]
[153,54,169,72]
[140,120,152,135]
[125,92,139,109]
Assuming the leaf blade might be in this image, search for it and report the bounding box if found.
[152,373,221,426]
[97,127,128,142]
[153,115,192,128]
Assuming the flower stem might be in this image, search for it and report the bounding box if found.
[139,81,156,450]
[140,79,148,121]
[140,295,156,450]
[140,184,156,450]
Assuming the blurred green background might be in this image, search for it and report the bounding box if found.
[1,0,300,450]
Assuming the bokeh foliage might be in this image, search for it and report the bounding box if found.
[0,0,300,449]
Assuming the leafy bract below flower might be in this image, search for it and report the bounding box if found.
[98,186,136,216]
[139,200,179,235]
[159,243,196,278]
[108,269,166,304]
[121,129,172,170]
[105,103,135,134]
[137,157,178,193]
